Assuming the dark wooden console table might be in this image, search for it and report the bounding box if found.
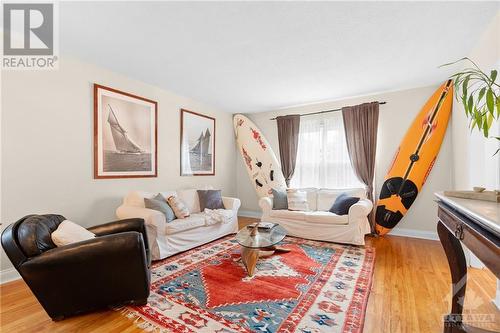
[435,192,499,333]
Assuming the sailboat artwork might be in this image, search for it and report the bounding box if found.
[107,105,144,154]
[189,128,212,167]
[94,84,157,179]
[181,109,215,176]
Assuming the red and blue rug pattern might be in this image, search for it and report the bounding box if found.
[121,235,375,333]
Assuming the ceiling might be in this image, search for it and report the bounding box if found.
[60,2,498,113]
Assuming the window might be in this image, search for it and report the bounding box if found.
[290,112,364,189]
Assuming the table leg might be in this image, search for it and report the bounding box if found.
[241,247,259,277]
[437,220,467,333]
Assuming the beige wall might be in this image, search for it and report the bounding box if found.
[451,12,500,190]
[236,85,454,234]
[1,56,237,271]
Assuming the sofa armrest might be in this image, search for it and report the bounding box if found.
[259,197,273,217]
[222,196,241,212]
[348,199,373,220]
[20,232,150,318]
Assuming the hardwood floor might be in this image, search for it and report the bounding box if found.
[1,217,498,332]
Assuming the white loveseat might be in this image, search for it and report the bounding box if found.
[259,188,372,245]
[116,189,240,260]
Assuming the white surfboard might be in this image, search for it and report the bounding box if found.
[233,114,287,198]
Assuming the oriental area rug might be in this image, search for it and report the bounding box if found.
[120,235,375,333]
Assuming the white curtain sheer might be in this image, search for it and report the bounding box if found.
[290,112,364,189]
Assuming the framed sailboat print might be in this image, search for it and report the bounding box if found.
[180,109,215,176]
[94,84,157,179]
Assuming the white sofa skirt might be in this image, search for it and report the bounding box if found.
[260,215,370,245]
[147,219,238,259]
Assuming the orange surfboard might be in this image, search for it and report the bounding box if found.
[376,80,453,235]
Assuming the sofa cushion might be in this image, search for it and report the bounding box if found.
[272,188,288,210]
[317,188,365,211]
[144,193,176,222]
[299,188,318,211]
[287,189,309,211]
[305,211,349,225]
[125,191,176,208]
[329,193,360,215]
[197,190,225,211]
[165,214,205,235]
[177,189,201,213]
[167,195,190,219]
[269,209,306,221]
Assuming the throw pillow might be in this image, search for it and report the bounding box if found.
[287,189,309,211]
[144,193,176,222]
[197,190,225,211]
[329,193,360,215]
[272,188,288,210]
[167,195,190,219]
[51,220,95,247]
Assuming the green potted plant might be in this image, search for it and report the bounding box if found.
[441,57,499,154]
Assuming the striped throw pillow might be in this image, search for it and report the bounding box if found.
[167,195,190,219]
[287,189,309,211]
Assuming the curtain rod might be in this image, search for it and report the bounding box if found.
[270,101,387,120]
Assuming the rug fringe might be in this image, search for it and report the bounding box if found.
[115,307,170,333]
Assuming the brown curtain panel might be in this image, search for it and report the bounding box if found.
[276,115,301,187]
[342,102,379,232]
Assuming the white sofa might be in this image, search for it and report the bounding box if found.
[259,188,372,245]
[116,189,240,260]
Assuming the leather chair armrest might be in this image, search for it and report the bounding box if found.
[19,232,150,319]
[88,218,149,255]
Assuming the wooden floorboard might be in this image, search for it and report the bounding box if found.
[1,216,498,332]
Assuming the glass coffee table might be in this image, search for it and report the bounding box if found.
[236,223,289,277]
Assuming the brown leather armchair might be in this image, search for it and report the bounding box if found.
[1,214,151,320]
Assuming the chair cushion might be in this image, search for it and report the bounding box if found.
[272,188,288,210]
[165,214,205,235]
[269,210,306,221]
[51,220,96,247]
[197,190,225,211]
[144,193,176,222]
[16,214,66,257]
[305,211,349,225]
[329,193,360,215]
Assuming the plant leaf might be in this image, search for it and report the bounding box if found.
[468,95,474,115]
[439,57,468,68]
[491,69,498,83]
[471,118,477,130]
[477,87,486,102]
[462,75,470,97]
[486,89,494,114]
